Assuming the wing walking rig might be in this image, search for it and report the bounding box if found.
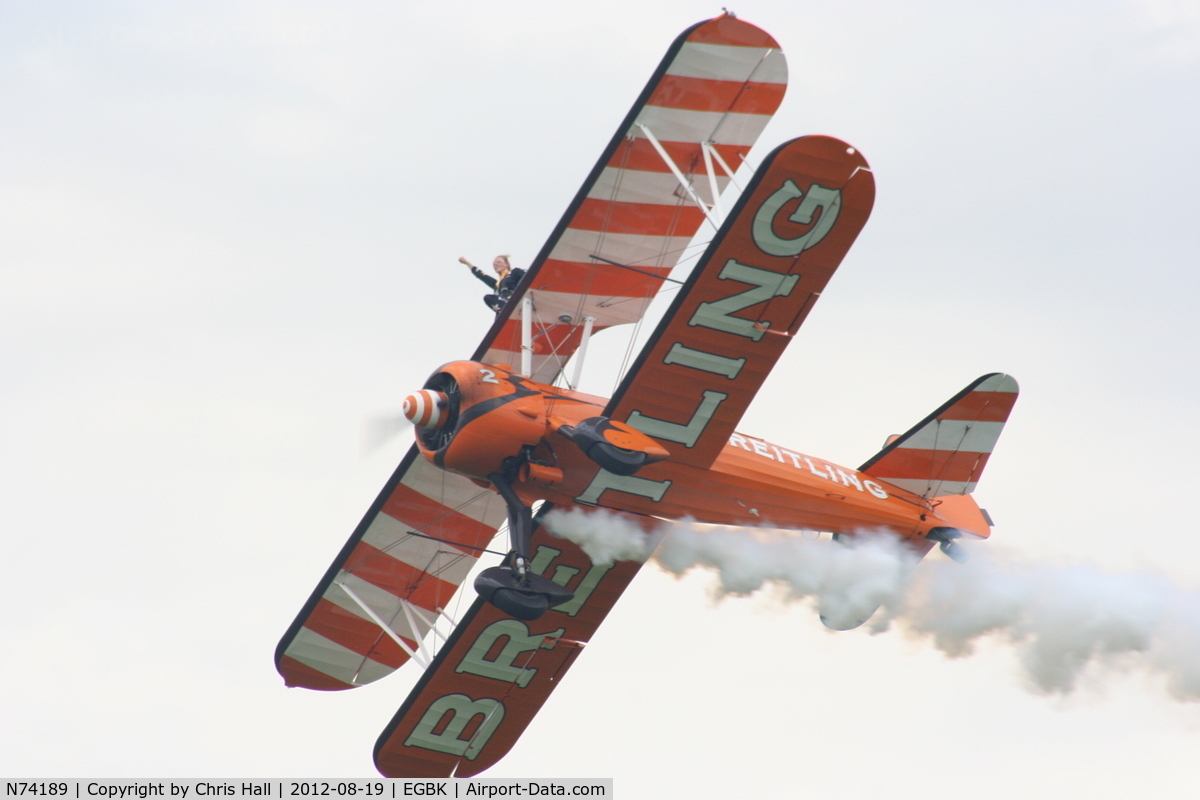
[275,13,1019,777]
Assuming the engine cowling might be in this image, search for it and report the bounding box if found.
[410,361,548,480]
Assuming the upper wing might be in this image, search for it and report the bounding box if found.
[372,506,661,777]
[275,448,508,690]
[475,13,787,384]
[604,135,876,468]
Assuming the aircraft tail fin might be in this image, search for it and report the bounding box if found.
[822,374,1017,631]
[859,373,1018,499]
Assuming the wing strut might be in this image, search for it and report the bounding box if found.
[520,294,533,377]
[333,578,465,673]
[701,141,726,222]
[569,315,596,390]
[636,125,749,232]
[334,580,432,670]
[702,141,743,193]
[404,603,454,649]
[397,601,437,666]
[636,123,722,231]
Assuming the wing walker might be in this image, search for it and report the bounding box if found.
[276,13,1018,777]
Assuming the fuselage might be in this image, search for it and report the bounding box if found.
[409,360,973,543]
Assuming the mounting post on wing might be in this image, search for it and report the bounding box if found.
[570,315,596,390]
[700,141,725,223]
[636,123,721,231]
[334,579,431,669]
[702,140,744,194]
[521,293,534,377]
[398,599,444,657]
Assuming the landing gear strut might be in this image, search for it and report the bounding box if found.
[473,466,574,621]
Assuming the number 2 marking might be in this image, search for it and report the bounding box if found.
[478,368,500,384]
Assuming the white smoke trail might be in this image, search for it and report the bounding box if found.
[652,522,919,633]
[543,506,658,564]
[903,552,1200,699]
[543,508,1200,701]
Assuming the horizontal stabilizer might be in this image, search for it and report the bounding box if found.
[859,374,1018,498]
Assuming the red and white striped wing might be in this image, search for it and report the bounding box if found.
[476,14,787,384]
[860,374,1020,498]
[275,450,507,690]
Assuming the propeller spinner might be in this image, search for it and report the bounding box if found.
[401,389,449,430]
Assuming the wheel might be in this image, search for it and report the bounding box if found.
[489,588,550,621]
[473,566,574,621]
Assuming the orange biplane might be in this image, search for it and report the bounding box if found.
[276,13,1017,777]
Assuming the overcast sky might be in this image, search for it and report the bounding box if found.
[3,1,1200,797]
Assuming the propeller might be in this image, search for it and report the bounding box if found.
[362,412,412,455]
[362,375,462,455]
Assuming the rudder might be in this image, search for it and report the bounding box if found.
[859,374,1018,499]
